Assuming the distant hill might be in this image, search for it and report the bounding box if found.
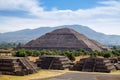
[0,25,120,46]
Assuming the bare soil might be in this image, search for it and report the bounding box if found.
[33,71,120,80]
[28,56,39,62]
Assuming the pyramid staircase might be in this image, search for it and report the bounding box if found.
[82,58,96,72]
[18,57,38,75]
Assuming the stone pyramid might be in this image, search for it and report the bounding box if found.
[0,57,38,76]
[72,57,115,73]
[22,28,110,51]
[36,55,72,70]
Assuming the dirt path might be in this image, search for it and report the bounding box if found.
[32,72,120,80]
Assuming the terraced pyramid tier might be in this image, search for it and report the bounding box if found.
[36,55,72,70]
[22,28,110,51]
[72,57,115,73]
[0,57,38,76]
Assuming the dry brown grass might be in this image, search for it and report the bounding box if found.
[74,55,105,63]
[73,55,90,63]
[0,70,66,80]
[28,56,39,62]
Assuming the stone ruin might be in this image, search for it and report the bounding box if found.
[21,28,110,51]
[36,55,72,70]
[110,57,120,70]
[0,57,38,76]
[0,50,13,56]
[72,57,115,73]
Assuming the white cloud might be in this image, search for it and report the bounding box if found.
[0,0,43,14]
[0,0,120,35]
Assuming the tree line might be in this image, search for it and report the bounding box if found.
[12,47,120,61]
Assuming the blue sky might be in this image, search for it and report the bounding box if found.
[40,0,103,10]
[0,0,120,35]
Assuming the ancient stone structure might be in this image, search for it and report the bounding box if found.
[0,50,13,56]
[72,57,115,73]
[0,57,38,76]
[110,58,118,64]
[113,57,120,70]
[36,55,72,70]
[21,28,110,51]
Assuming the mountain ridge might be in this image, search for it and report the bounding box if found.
[0,24,120,45]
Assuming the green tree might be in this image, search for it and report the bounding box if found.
[62,50,75,61]
[90,51,98,57]
[13,49,27,57]
[103,52,112,58]
[32,50,41,57]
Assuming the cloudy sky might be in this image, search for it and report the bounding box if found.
[0,0,120,35]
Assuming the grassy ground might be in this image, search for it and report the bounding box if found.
[0,70,66,80]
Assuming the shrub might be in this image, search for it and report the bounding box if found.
[90,51,98,57]
[13,49,27,57]
[103,52,112,58]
